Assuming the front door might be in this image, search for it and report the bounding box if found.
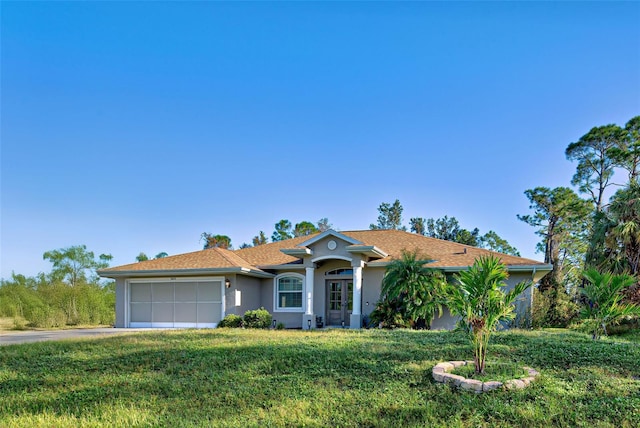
[326,280,353,327]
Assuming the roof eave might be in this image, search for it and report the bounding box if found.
[257,264,306,270]
[366,261,553,273]
[345,245,388,259]
[280,248,312,257]
[97,267,275,279]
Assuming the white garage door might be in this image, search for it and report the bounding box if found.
[129,279,224,328]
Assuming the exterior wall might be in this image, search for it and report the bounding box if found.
[506,272,534,328]
[430,307,459,330]
[227,275,262,316]
[115,278,126,328]
[362,267,385,318]
[260,277,274,313]
[308,236,355,262]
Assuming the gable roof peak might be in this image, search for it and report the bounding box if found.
[296,229,363,248]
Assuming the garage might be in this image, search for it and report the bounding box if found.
[128,278,224,328]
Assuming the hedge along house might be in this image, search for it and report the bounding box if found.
[98,229,552,329]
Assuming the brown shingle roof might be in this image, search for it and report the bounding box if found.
[234,234,317,266]
[100,247,260,272]
[340,230,543,267]
[101,229,547,275]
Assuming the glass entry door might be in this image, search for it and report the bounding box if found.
[326,280,353,326]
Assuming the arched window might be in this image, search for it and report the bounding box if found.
[325,268,353,276]
[274,273,304,312]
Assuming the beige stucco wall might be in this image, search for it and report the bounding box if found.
[258,273,306,328]
[227,275,262,316]
[306,235,356,262]
[507,272,534,328]
[114,278,126,328]
[362,267,385,318]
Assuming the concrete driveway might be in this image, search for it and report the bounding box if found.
[0,328,153,345]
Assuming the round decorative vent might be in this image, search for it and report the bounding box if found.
[327,240,337,250]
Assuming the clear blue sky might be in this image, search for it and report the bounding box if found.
[1,1,639,278]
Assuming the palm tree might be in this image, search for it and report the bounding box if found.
[447,255,531,374]
[380,249,446,329]
[580,269,640,339]
[605,183,640,275]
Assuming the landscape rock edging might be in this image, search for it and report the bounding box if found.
[432,361,539,393]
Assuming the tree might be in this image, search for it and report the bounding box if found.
[580,269,640,339]
[566,124,621,211]
[271,220,293,242]
[369,199,406,230]
[238,243,252,249]
[518,187,592,326]
[317,218,333,232]
[608,116,640,184]
[154,252,168,259]
[456,228,481,246]
[447,256,532,374]
[201,233,232,249]
[252,231,268,246]
[479,231,521,256]
[42,245,112,287]
[596,182,640,275]
[379,249,446,329]
[409,217,427,235]
[136,253,149,262]
[293,221,319,237]
[518,187,592,291]
[425,216,480,246]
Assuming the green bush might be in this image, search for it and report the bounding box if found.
[28,307,67,328]
[369,299,410,329]
[219,314,243,328]
[12,318,26,330]
[532,288,579,328]
[276,322,285,330]
[243,307,272,329]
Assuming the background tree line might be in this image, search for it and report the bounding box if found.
[519,116,640,327]
[201,202,520,255]
[0,246,115,328]
[369,199,521,256]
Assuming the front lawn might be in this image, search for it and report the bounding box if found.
[1,329,638,427]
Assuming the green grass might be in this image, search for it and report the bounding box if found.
[452,361,529,382]
[1,328,639,427]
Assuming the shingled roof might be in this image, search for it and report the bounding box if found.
[99,247,263,275]
[99,229,548,277]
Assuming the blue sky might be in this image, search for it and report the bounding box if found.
[1,1,639,278]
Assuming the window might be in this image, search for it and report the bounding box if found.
[325,268,353,276]
[275,274,304,311]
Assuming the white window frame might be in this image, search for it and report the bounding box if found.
[273,272,305,313]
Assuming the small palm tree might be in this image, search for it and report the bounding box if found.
[380,249,446,329]
[448,255,531,374]
[580,269,640,339]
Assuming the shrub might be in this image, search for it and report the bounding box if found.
[276,322,285,330]
[369,299,410,329]
[532,287,579,328]
[243,307,272,329]
[12,318,26,330]
[579,269,640,339]
[219,314,243,328]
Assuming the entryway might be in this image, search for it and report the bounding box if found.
[326,280,353,327]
